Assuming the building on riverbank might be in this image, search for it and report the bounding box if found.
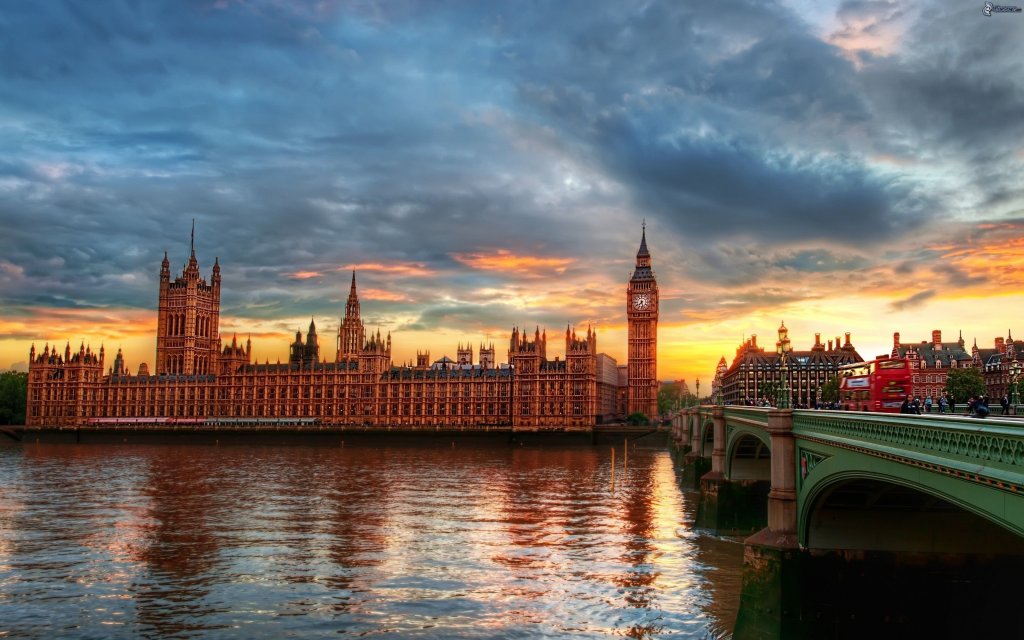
[719,323,862,406]
[25,229,657,431]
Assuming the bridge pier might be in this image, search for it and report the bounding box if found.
[696,406,769,534]
[734,408,804,640]
[674,408,706,488]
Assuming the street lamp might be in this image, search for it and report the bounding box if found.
[696,377,701,406]
[776,342,791,409]
[1011,360,1022,413]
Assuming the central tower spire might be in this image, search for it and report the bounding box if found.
[338,271,365,360]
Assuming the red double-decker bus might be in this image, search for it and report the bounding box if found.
[838,357,912,412]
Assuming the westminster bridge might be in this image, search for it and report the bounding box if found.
[671,406,1024,638]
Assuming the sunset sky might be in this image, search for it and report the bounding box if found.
[1,1,1023,388]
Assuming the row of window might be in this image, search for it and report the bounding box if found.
[32,400,592,419]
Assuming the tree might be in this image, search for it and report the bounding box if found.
[821,376,840,403]
[626,412,649,425]
[757,381,780,405]
[0,371,28,425]
[945,368,985,405]
[657,385,681,415]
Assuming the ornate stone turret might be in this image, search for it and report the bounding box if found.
[155,221,221,375]
[338,271,365,361]
[479,342,495,369]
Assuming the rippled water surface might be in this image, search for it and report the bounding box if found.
[0,442,742,638]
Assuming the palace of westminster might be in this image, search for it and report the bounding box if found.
[25,229,661,429]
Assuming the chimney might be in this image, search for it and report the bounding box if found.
[932,330,941,347]
[751,334,757,348]
[894,332,900,347]
[996,337,1006,353]
[828,339,833,351]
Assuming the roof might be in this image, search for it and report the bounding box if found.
[893,341,971,367]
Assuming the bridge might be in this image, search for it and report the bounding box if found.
[671,406,1024,638]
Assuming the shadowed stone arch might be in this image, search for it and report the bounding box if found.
[727,433,771,481]
[802,471,1024,553]
[700,419,715,457]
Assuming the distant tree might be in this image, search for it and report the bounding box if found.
[945,368,985,405]
[0,371,28,425]
[757,381,781,405]
[680,392,698,408]
[626,412,649,426]
[657,385,682,415]
[821,376,840,403]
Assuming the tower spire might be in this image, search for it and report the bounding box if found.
[190,218,195,257]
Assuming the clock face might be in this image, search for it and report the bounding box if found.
[632,293,650,310]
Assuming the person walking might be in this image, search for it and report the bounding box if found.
[977,395,991,418]
[1001,395,1010,415]
[925,396,933,413]
[939,395,947,414]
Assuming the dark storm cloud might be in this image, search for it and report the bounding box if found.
[486,1,931,245]
[855,3,1024,216]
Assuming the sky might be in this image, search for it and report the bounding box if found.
[1,0,1023,388]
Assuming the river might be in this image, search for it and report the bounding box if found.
[0,441,743,638]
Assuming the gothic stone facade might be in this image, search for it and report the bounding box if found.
[27,238,661,430]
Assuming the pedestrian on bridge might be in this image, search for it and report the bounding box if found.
[900,397,913,414]
[939,395,948,414]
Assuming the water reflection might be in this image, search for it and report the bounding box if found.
[0,442,744,638]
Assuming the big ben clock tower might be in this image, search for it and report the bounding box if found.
[627,222,658,418]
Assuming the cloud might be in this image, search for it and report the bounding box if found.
[889,289,935,312]
[451,250,573,276]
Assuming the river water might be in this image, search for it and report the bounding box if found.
[0,441,743,639]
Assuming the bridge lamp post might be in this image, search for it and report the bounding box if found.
[696,377,700,406]
[776,343,791,409]
[1011,361,1022,414]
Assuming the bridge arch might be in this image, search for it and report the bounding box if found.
[699,419,715,457]
[726,426,770,481]
[801,468,1024,553]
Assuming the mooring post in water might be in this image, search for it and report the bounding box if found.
[623,438,628,469]
[610,446,615,491]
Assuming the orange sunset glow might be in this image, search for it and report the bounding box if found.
[6,224,1024,390]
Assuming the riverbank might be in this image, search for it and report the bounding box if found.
[10,425,669,448]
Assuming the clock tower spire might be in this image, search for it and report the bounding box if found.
[627,221,658,419]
